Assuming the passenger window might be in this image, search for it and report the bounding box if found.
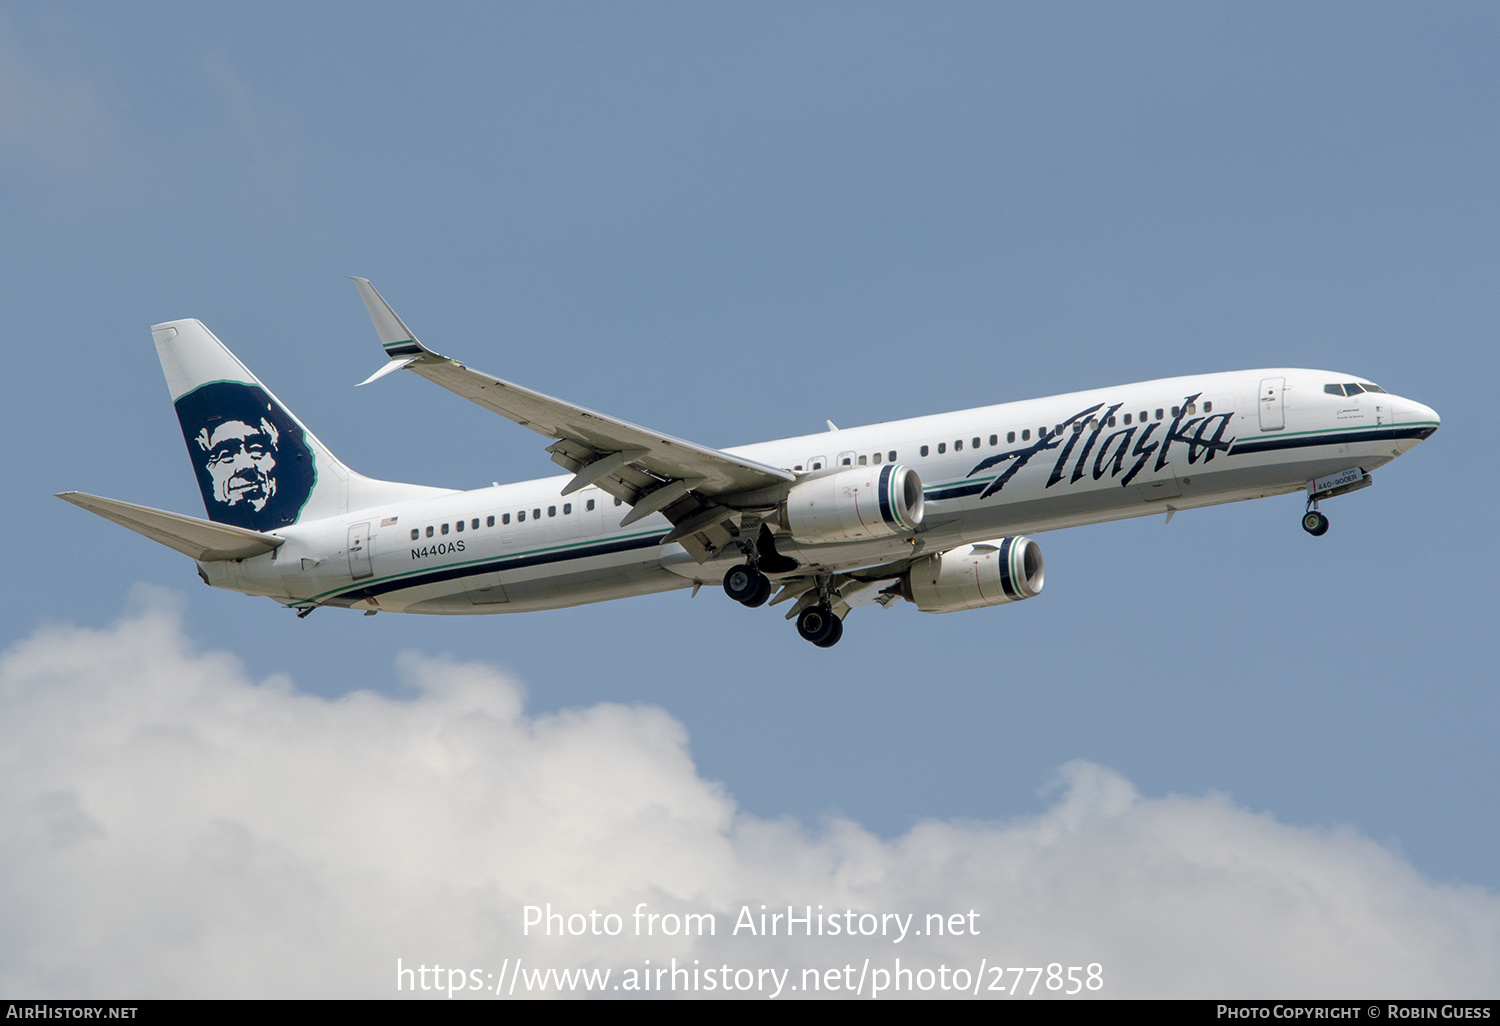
[973,437,981,448]
[920,445,929,457]
[441,523,449,535]
[548,506,556,517]
[1140,411,1148,422]
[1123,413,1132,425]
[1108,416,1116,427]
[586,499,595,511]
[1021,429,1030,441]
[501,513,509,524]
[487,516,496,527]
[988,435,996,446]
[954,440,962,451]
[858,455,867,465]
[812,460,824,470]
[841,457,851,466]
[872,453,881,465]
[455,520,463,532]
[1203,401,1211,413]
[518,511,525,522]
[411,529,419,541]
[1171,407,1180,417]
[794,465,803,471]
[1187,404,1196,415]
[1156,409,1164,420]
[563,503,572,514]
[425,526,434,538]
[888,451,897,462]
[471,518,479,530]
[534,508,541,519]
[1007,431,1016,443]
[937,443,946,454]
[1054,425,1061,435]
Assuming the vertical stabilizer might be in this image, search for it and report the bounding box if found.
[153,319,446,531]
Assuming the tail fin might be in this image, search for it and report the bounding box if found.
[153,319,448,531]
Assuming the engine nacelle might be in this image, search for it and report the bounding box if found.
[904,537,1044,613]
[781,464,924,544]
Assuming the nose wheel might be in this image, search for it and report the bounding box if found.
[1302,509,1330,536]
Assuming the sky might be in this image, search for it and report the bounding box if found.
[2,2,1498,999]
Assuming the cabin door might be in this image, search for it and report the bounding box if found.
[1258,377,1285,431]
[347,523,373,580]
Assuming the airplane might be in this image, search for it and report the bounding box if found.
[58,279,1441,647]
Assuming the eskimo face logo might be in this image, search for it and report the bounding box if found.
[174,382,315,531]
[200,416,279,511]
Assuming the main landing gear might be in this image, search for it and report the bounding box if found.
[722,525,787,608]
[796,604,843,648]
[722,525,843,646]
[722,563,772,607]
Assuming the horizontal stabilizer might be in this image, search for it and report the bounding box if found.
[56,492,284,562]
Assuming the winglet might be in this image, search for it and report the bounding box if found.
[357,356,417,386]
[348,277,433,360]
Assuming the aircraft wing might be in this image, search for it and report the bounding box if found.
[352,278,795,559]
[57,492,284,562]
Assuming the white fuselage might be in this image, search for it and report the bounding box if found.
[200,368,1438,615]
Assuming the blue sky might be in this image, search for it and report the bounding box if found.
[2,3,1498,996]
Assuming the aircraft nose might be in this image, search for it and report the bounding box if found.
[1397,397,1440,435]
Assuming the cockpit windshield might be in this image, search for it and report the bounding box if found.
[1324,382,1386,396]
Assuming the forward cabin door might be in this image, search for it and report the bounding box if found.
[347,522,373,580]
[1258,377,1285,431]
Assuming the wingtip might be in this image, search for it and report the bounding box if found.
[357,356,416,387]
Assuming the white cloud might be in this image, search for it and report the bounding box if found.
[1,591,1496,998]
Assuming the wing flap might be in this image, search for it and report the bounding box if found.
[58,492,284,562]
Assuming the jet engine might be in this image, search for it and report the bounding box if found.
[780,463,924,544]
[903,536,1044,613]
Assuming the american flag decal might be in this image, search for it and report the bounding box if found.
[381,517,398,526]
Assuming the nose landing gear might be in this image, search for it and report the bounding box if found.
[1302,490,1330,536]
[1302,509,1330,536]
[1301,468,1372,536]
